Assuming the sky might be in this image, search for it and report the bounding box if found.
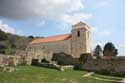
[0,0,125,55]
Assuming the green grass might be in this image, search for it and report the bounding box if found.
[0,66,112,83]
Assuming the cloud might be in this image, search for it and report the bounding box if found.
[98,30,111,37]
[62,13,92,24]
[118,44,125,48]
[91,27,111,37]
[91,27,98,32]
[94,0,112,8]
[0,0,92,24]
[0,20,16,34]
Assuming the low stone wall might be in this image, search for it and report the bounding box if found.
[80,58,125,76]
[0,54,22,66]
[40,61,74,72]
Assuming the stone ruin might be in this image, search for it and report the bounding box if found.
[0,48,125,75]
[0,54,22,66]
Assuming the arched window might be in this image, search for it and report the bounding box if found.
[77,31,80,37]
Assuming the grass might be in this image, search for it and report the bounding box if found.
[0,66,113,83]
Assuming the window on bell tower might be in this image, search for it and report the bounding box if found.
[77,31,80,37]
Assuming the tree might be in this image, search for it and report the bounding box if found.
[0,29,8,41]
[28,35,34,39]
[0,43,7,54]
[103,42,118,56]
[93,45,103,59]
[114,49,118,56]
[0,29,34,55]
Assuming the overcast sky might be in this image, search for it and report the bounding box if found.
[0,0,125,55]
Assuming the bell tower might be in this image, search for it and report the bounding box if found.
[71,22,90,58]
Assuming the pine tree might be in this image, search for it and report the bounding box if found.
[103,42,118,56]
[93,45,103,58]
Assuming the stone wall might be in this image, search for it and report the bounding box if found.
[79,58,125,76]
[30,39,71,54]
[0,54,22,66]
[27,39,71,64]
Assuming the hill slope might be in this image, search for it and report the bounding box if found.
[0,29,32,55]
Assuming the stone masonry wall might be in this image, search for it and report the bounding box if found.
[0,54,22,66]
[80,58,125,75]
[27,39,71,64]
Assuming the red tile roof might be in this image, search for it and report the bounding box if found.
[30,34,71,44]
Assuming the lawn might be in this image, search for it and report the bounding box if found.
[0,66,113,83]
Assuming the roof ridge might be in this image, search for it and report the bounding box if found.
[43,33,71,39]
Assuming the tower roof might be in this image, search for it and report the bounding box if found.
[72,21,90,31]
[73,21,86,26]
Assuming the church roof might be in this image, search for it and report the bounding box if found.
[30,34,71,44]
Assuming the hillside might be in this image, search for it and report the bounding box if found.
[0,29,33,55]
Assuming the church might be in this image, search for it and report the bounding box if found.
[26,22,90,64]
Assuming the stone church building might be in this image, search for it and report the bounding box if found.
[26,22,90,64]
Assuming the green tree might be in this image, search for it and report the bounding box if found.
[93,45,103,59]
[28,35,34,39]
[0,29,8,41]
[103,42,118,56]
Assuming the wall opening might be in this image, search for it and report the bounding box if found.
[31,59,39,65]
[77,31,80,37]
[41,58,49,63]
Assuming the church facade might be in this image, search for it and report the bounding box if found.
[26,22,90,64]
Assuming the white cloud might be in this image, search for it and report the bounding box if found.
[0,0,92,24]
[62,13,92,24]
[91,27,111,37]
[118,44,125,48]
[36,0,92,24]
[30,0,85,18]
[91,27,98,32]
[0,20,16,34]
[98,30,111,37]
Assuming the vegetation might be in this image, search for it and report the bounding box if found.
[0,29,32,55]
[103,42,118,56]
[0,66,112,83]
[93,45,103,58]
